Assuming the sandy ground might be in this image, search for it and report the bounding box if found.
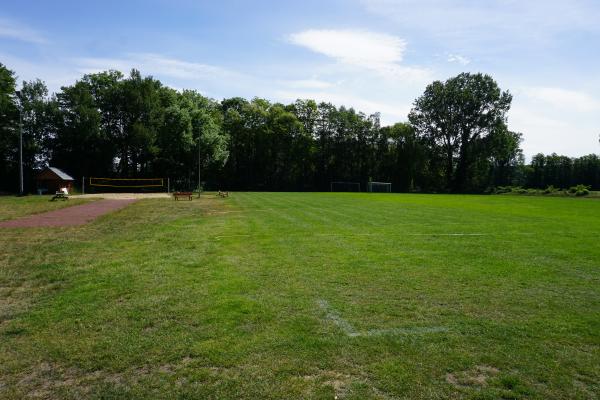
[71,193,171,200]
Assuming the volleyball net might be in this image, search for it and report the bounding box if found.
[87,177,167,192]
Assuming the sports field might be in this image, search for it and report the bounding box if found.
[0,193,598,399]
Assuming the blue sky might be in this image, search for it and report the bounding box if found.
[1,0,599,157]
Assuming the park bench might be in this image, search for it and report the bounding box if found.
[218,191,229,198]
[173,191,193,201]
[51,191,69,201]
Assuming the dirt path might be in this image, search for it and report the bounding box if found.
[72,193,170,200]
[0,199,136,228]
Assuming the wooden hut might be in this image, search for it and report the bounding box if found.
[35,167,74,194]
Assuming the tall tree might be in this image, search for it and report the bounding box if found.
[17,80,55,175]
[0,63,18,191]
[486,128,523,187]
[409,73,512,191]
[184,90,228,190]
[51,76,112,177]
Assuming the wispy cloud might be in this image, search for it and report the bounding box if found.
[73,53,255,98]
[0,17,47,44]
[281,79,334,89]
[288,29,430,82]
[523,87,600,112]
[360,0,600,52]
[76,53,238,81]
[289,29,406,66]
[447,53,470,65]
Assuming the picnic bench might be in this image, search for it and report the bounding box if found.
[51,191,69,201]
[218,191,229,198]
[173,191,193,201]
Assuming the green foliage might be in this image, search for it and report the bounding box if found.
[493,186,517,194]
[569,184,590,196]
[492,184,598,197]
[0,63,18,190]
[543,185,558,194]
[409,73,513,192]
[526,153,600,190]
[47,71,228,190]
[1,63,599,193]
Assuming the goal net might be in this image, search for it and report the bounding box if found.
[367,181,392,193]
[87,177,167,193]
[330,181,361,192]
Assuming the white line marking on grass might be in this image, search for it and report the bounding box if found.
[406,233,487,236]
[314,233,536,237]
[315,233,376,236]
[212,232,533,240]
[317,299,448,338]
[314,233,491,238]
[213,234,252,240]
[361,326,449,337]
[316,299,359,337]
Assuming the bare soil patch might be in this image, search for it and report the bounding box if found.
[0,199,136,227]
[72,192,170,200]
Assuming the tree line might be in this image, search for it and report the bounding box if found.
[1,62,598,193]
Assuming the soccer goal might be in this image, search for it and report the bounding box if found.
[330,181,361,192]
[87,177,168,193]
[367,181,392,193]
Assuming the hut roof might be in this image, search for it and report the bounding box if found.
[45,167,75,181]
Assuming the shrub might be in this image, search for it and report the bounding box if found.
[543,185,558,194]
[569,184,590,196]
[493,186,514,194]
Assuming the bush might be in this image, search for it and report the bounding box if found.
[569,184,590,196]
[516,187,528,194]
[492,185,593,197]
[493,186,514,194]
[543,185,558,194]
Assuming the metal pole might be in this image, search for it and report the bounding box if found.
[198,137,201,197]
[18,101,23,196]
[82,176,85,195]
[167,177,170,194]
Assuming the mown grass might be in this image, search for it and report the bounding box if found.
[0,192,598,399]
[0,195,90,222]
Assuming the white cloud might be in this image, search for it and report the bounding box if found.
[509,92,600,158]
[360,0,600,41]
[0,52,79,94]
[523,87,600,113]
[447,53,470,65]
[0,17,47,44]
[76,53,237,81]
[289,29,406,65]
[288,29,430,81]
[282,79,334,89]
[73,53,253,98]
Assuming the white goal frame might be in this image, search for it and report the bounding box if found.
[367,181,392,193]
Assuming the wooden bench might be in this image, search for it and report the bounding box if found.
[173,191,193,201]
[218,191,229,198]
[51,192,69,201]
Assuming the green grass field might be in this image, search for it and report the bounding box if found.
[0,196,90,222]
[0,193,598,399]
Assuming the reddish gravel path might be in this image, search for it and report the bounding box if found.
[0,199,136,228]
